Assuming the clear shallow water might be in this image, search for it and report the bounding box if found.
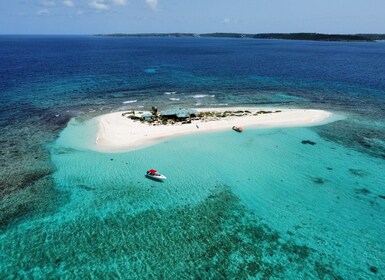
[1,36,385,278]
[1,126,384,278]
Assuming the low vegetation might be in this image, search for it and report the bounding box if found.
[123,108,282,126]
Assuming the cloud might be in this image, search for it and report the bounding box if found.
[88,0,127,10]
[222,18,231,24]
[89,0,109,10]
[111,0,127,5]
[63,0,75,7]
[40,0,56,6]
[221,18,238,24]
[37,8,50,15]
[145,0,158,11]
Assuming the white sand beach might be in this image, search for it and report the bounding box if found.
[92,107,335,152]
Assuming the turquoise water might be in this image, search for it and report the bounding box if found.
[2,36,385,278]
[1,122,384,278]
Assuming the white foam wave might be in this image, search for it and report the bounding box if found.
[164,91,177,95]
[192,94,215,99]
[123,100,138,104]
[169,98,180,101]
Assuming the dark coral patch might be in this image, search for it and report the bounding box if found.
[312,177,326,185]
[369,266,378,273]
[348,169,369,177]
[0,185,346,279]
[301,140,316,145]
[355,188,371,195]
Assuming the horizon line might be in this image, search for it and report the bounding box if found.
[1,32,385,36]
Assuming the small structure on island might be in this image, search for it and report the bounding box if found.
[159,108,198,120]
[141,112,154,121]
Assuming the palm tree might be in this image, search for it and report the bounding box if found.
[151,106,158,121]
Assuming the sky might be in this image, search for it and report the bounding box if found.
[0,0,385,34]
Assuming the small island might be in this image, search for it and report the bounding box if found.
[90,107,336,152]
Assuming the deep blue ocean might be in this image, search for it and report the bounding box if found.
[1,36,385,278]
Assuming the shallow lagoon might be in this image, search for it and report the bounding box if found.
[1,123,384,278]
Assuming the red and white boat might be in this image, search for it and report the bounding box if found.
[146,169,167,181]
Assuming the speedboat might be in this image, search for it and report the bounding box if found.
[232,126,243,132]
[146,169,167,181]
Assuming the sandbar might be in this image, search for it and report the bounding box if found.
[92,107,336,152]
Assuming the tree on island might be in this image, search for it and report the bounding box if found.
[151,106,159,120]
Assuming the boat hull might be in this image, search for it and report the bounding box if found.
[146,174,167,181]
[232,126,243,132]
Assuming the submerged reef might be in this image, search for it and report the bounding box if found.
[313,120,385,160]
[0,107,76,230]
[0,186,344,278]
[0,176,70,231]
